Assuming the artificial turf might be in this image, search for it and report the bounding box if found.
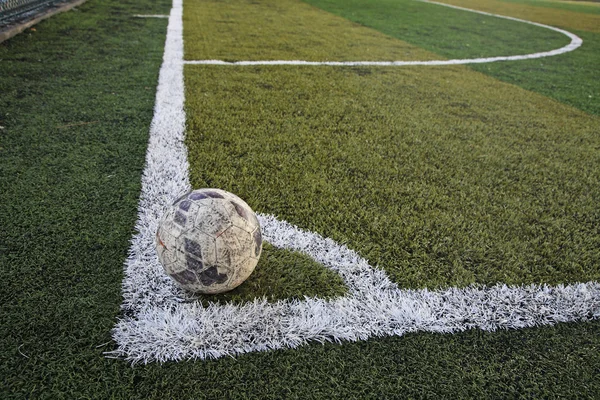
[185,64,600,290]
[1,0,599,398]
[434,0,600,31]
[303,0,571,59]
[184,0,570,61]
[196,243,347,306]
[182,0,440,62]
[498,0,600,15]
[183,0,600,290]
[304,0,600,116]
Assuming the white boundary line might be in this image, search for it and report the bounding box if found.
[109,0,598,363]
[184,0,582,67]
[133,14,170,18]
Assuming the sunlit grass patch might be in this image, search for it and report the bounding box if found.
[305,0,600,116]
[183,0,440,61]
[185,64,600,290]
[434,0,600,32]
[303,0,570,59]
[500,0,600,15]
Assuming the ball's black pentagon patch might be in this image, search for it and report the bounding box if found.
[184,238,202,259]
[186,255,203,272]
[231,201,248,220]
[174,211,187,226]
[172,191,191,205]
[199,266,228,286]
[179,200,192,211]
[189,192,208,201]
[253,229,262,257]
[170,269,197,285]
[204,191,224,199]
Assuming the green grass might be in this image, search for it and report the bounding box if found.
[470,29,600,115]
[185,64,600,290]
[495,0,600,15]
[0,0,166,396]
[2,0,600,398]
[431,0,600,32]
[304,0,570,59]
[304,0,600,115]
[196,243,347,306]
[183,0,440,61]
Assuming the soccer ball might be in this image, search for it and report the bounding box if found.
[155,188,262,294]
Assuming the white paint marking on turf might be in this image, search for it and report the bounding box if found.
[184,0,582,66]
[109,0,599,363]
[133,14,170,18]
[118,0,191,312]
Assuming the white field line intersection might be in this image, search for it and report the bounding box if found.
[109,0,598,363]
[185,0,582,66]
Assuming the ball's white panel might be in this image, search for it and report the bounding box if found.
[160,247,178,268]
[226,202,256,233]
[249,212,260,232]
[215,226,243,268]
[228,256,259,289]
[193,201,232,237]
[158,209,186,239]
[189,232,217,267]
[182,201,201,223]
[170,247,191,274]
[233,226,254,258]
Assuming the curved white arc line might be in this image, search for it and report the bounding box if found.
[257,213,398,297]
[184,0,582,66]
[422,0,583,60]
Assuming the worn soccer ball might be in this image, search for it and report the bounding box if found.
[156,188,262,294]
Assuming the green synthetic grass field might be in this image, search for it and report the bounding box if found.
[186,65,600,290]
[185,0,600,290]
[437,0,600,32]
[1,0,599,398]
[499,0,600,15]
[305,0,600,115]
[196,242,348,305]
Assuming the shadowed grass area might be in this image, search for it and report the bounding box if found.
[185,64,600,290]
[195,243,348,306]
[0,0,172,397]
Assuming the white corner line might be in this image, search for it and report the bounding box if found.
[133,14,170,18]
[109,0,598,363]
[184,0,582,66]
